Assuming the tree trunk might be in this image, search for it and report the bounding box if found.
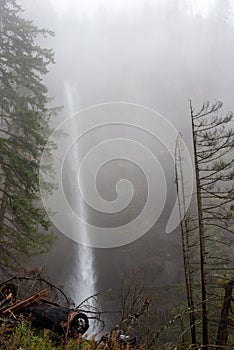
[0,180,8,232]
[175,139,197,347]
[190,101,209,347]
[20,301,89,337]
[216,277,234,349]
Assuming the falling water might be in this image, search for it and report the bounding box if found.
[64,80,96,308]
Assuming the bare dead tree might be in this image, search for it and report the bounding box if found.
[118,270,153,345]
[189,100,234,348]
[175,135,197,348]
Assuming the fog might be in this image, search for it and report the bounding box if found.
[18,0,234,329]
[20,0,234,117]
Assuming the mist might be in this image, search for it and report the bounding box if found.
[18,0,234,332]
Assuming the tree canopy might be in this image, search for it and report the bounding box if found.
[0,0,55,269]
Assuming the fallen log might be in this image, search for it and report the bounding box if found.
[0,283,90,338]
[19,301,89,337]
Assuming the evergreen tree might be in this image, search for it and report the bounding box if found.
[0,0,55,269]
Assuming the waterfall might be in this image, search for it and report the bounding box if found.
[64,81,96,308]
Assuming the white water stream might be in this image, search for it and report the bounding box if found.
[64,81,96,308]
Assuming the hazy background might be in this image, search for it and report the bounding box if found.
[18,0,234,330]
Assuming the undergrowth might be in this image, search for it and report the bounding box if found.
[0,322,96,350]
[0,322,173,349]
